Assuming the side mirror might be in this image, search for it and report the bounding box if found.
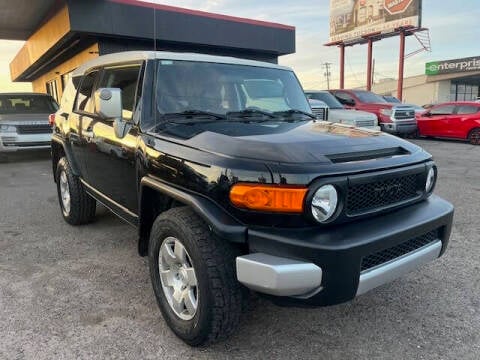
[94,88,128,138]
[94,88,122,119]
[345,99,355,107]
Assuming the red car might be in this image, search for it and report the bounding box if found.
[329,89,417,135]
[416,102,480,145]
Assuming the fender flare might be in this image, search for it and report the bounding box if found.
[140,176,247,244]
[51,135,82,176]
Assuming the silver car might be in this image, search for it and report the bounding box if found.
[0,93,58,155]
[306,90,379,130]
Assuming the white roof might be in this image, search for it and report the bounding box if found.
[73,51,292,77]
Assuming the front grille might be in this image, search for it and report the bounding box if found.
[311,107,328,120]
[356,119,375,128]
[3,141,50,147]
[346,174,421,215]
[361,229,439,272]
[16,124,52,134]
[1,136,16,143]
[394,109,415,120]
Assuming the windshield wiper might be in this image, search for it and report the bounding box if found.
[273,109,317,119]
[226,108,275,119]
[161,110,226,123]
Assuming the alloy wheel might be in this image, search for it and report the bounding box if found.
[158,236,198,320]
[59,170,71,216]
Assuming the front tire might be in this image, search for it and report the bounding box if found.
[468,128,480,145]
[55,157,96,225]
[148,207,244,346]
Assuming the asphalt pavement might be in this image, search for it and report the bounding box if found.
[0,139,479,359]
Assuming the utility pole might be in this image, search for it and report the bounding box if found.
[323,62,332,90]
[372,58,375,87]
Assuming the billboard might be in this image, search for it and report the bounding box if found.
[426,56,480,76]
[329,0,422,43]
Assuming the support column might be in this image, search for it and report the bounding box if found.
[397,30,406,101]
[366,38,373,91]
[339,44,345,89]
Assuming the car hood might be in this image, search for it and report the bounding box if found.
[0,113,50,124]
[157,120,424,164]
[329,109,376,121]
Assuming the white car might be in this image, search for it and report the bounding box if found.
[0,93,58,156]
[306,90,379,130]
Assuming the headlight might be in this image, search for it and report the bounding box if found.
[380,109,393,117]
[311,184,338,223]
[425,167,436,193]
[0,125,17,133]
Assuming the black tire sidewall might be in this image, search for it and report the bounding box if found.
[469,128,480,145]
[148,216,214,345]
[55,157,95,225]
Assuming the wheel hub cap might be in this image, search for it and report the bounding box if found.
[59,170,71,215]
[158,237,198,320]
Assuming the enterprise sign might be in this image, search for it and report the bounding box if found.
[426,56,480,75]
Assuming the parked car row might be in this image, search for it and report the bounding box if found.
[305,90,379,130]
[308,89,417,135]
[305,89,480,145]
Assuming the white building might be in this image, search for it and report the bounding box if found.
[371,56,480,106]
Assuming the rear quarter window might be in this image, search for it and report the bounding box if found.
[456,105,479,115]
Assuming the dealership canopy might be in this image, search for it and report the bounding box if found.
[2,0,295,84]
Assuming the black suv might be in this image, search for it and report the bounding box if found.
[51,51,454,346]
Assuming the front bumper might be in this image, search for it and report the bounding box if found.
[237,195,453,306]
[381,120,417,134]
[0,133,51,152]
[355,124,381,131]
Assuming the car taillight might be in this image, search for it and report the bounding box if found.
[48,114,55,126]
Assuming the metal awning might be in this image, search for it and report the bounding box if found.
[0,0,57,40]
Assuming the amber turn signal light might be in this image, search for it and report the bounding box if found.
[229,183,307,213]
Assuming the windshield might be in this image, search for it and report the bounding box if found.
[383,95,401,103]
[0,94,58,114]
[306,92,343,109]
[353,91,387,104]
[155,60,310,119]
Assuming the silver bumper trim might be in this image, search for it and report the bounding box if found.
[236,253,322,297]
[356,240,442,296]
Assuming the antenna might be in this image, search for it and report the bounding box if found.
[153,5,157,52]
[153,6,157,127]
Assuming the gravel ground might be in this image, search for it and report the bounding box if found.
[0,139,479,360]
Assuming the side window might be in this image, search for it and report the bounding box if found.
[74,71,99,113]
[98,64,142,121]
[334,91,354,104]
[456,105,479,115]
[430,105,455,116]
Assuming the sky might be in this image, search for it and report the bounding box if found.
[0,0,479,91]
